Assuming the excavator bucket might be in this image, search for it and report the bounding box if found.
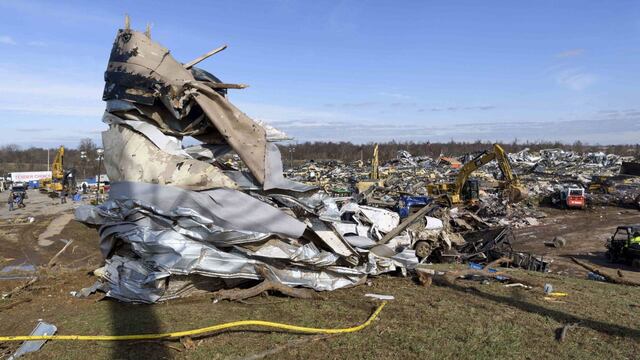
[506,185,528,203]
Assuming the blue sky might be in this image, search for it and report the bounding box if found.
[0,0,638,148]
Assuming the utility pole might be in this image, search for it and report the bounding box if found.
[288,145,294,169]
[47,148,50,172]
[80,151,87,180]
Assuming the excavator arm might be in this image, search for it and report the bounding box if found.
[370,144,379,180]
[356,144,384,193]
[45,146,66,195]
[51,146,65,180]
[451,143,526,203]
[493,144,517,183]
[453,151,496,195]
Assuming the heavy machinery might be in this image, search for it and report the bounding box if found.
[39,146,65,196]
[606,225,640,268]
[427,144,526,204]
[356,144,385,193]
[559,186,586,209]
[62,168,77,194]
[38,178,51,193]
[588,175,615,194]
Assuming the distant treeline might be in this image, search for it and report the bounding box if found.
[1,139,638,176]
[278,140,640,163]
[0,139,101,178]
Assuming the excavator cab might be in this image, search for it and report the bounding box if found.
[461,178,480,202]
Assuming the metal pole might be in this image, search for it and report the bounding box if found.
[96,156,102,203]
[289,147,293,169]
[80,151,86,180]
[47,149,50,172]
[95,148,104,204]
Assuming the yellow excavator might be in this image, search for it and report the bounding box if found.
[39,146,65,195]
[356,144,385,193]
[427,144,527,204]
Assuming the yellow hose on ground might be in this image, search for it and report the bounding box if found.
[0,301,386,342]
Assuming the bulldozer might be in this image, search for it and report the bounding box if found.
[427,144,527,204]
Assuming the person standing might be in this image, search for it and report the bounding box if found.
[60,189,67,204]
[7,191,13,211]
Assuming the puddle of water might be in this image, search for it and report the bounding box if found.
[0,274,34,280]
[0,263,36,280]
[1,264,36,273]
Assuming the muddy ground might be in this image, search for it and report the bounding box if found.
[0,190,639,359]
[513,205,640,277]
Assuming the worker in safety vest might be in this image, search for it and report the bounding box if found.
[630,232,640,248]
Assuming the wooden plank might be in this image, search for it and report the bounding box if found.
[376,204,436,245]
[183,45,227,69]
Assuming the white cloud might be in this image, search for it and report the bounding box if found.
[234,98,639,144]
[378,91,414,100]
[275,116,639,144]
[429,105,496,112]
[0,36,47,47]
[0,65,104,117]
[556,48,584,58]
[0,0,119,26]
[27,40,47,47]
[556,68,596,91]
[0,104,104,117]
[235,101,357,124]
[0,35,16,45]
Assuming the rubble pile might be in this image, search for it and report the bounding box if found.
[284,151,547,227]
[508,148,625,177]
[506,148,640,206]
[287,147,639,221]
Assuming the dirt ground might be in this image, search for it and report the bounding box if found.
[0,189,80,221]
[0,193,639,359]
[0,190,98,271]
[512,205,640,278]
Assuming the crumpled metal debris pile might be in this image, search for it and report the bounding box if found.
[287,150,547,227]
[75,25,437,303]
[288,145,638,225]
[505,148,640,206]
[508,148,625,177]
